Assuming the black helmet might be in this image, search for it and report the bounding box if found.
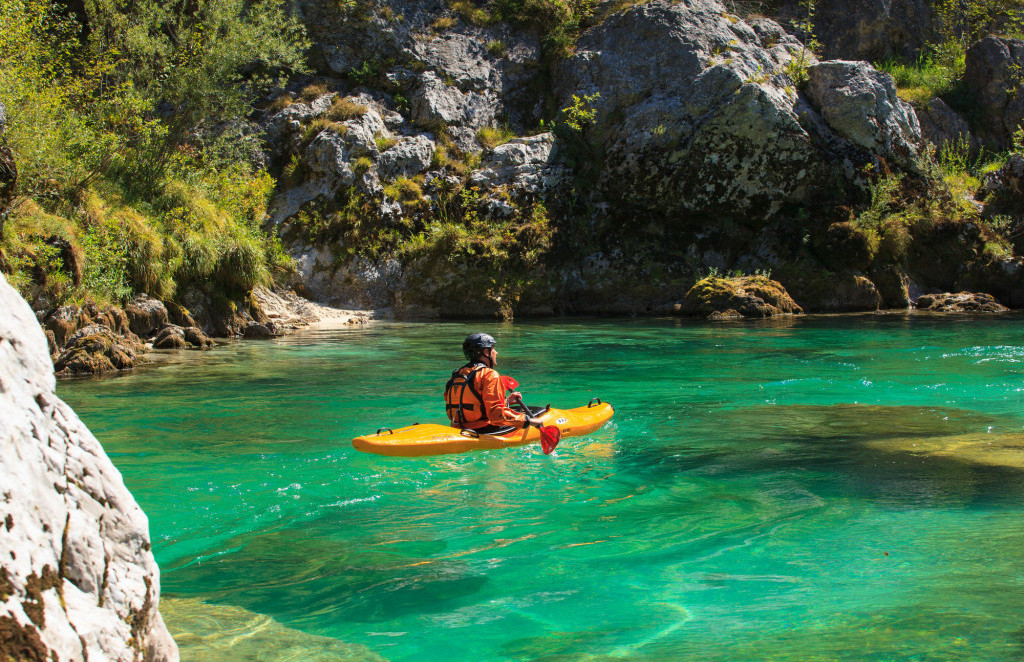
[463,332,496,360]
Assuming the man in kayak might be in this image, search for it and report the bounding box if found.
[444,333,545,433]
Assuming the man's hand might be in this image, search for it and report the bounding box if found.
[507,391,525,408]
[527,417,543,429]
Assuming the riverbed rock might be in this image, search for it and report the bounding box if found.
[125,294,169,337]
[44,305,89,347]
[242,321,280,338]
[964,36,1024,149]
[0,272,178,661]
[915,291,1008,313]
[674,275,803,318]
[554,0,922,225]
[54,324,145,375]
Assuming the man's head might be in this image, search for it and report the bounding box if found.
[463,332,497,364]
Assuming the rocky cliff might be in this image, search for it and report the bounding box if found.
[0,272,178,661]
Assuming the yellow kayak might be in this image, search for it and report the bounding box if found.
[352,400,614,457]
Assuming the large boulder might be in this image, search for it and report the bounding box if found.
[804,60,922,169]
[377,135,436,180]
[554,0,922,225]
[965,36,1024,149]
[0,272,178,661]
[53,325,144,375]
[124,294,169,337]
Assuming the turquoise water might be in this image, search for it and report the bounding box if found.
[59,315,1024,661]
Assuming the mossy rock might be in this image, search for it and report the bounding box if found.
[54,325,143,376]
[675,275,803,318]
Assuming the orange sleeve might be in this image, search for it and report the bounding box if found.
[478,369,528,428]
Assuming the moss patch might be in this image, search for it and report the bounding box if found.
[0,616,50,662]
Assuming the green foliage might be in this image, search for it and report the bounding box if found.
[486,40,508,58]
[875,51,962,106]
[383,177,425,205]
[490,0,596,59]
[476,125,517,149]
[450,0,494,25]
[935,0,1024,47]
[375,134,399,151]
[560,93,600,132]
[327,97,369,121]
[83,0,309,188]
[349,60,380,86]
[353,156,374,175]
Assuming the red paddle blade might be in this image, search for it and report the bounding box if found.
[540,426,561,454]
[500,375,519,391]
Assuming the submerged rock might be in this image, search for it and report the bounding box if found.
[0,272,178,661]
[674,275,803,318]
[161,598,382,662]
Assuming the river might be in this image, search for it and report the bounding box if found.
[59,314,1024,661]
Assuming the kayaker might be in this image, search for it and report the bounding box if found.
[444,333,544,433]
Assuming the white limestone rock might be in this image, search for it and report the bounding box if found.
[0,272,178,662]
[377,135,436,180]
[804,60,922,169]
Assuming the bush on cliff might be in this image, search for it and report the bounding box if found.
[0,0,305,311]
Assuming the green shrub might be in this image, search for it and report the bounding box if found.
[353,156,374,175]
[486,40,508,57]
[875,52,962,105]
[375,134,399,151]
[476,125,517,149]
[214,231,271,294]
[327,96,369,121]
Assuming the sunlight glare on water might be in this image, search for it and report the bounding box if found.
[59,314,1024,661]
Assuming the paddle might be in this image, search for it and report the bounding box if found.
[539,425,561,454]
[501,376,561,454]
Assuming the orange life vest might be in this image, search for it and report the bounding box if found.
[444,363,489,428]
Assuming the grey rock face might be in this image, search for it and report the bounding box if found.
[378,135,436,179]
[556,0,921,222]
[469,133,562,191]
[916,97,976,153]
[0,101,6,136]
[804,60,922,169]
[0,272,178,662]
[779,0,932,61]
[965,37,1024,149]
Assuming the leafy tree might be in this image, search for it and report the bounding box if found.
[80,0,310,187]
